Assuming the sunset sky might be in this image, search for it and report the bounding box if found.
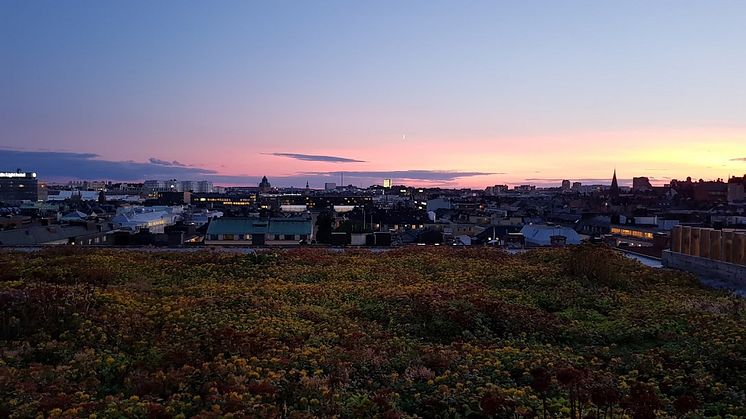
[2,1,745,187]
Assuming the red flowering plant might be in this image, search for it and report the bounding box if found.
[0,246,743,417]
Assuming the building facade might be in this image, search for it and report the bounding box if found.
[0,171,38,203]
[205,217,313,245]
[728,175,746,203]
[632,176,653,192]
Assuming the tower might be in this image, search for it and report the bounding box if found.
[259,176,271,192]
[610,169,620,200]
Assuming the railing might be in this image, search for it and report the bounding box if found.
[670,226,746,266]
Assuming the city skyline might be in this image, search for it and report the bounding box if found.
[3,1,746,187]
[1,146,738,189]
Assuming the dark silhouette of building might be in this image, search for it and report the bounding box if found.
[693,179,727,203]
[0,170,38,203]
[609,169,620,201]
[632,176,653,192]
[259,176,271,192]
[728,174,746,203]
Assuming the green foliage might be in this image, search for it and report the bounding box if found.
[0,247,744,418]
[563,244,630,289]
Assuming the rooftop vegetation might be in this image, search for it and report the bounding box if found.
[1,246,744,418]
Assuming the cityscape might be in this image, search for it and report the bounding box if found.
[2,1,745,418]
[0,170,745,258]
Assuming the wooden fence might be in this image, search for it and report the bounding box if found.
[670,226,746,266]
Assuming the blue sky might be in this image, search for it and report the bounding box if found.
[2,1,745,186]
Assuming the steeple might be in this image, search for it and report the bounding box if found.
[610,169,620,199]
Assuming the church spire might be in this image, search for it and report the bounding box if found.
[610,168,620,199]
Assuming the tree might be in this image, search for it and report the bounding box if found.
[315,211,334,244]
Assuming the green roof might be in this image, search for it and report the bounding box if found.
[207,217,312,236]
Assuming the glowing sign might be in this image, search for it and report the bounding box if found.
[0,172,35,178]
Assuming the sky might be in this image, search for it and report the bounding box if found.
[2,0,745,188]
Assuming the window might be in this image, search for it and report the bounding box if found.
[209,234,219,240]
[223,234,235,241]
[238,234,244,240]
[284,234,294,240]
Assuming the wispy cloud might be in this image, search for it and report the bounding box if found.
[268,153,365,163]
[731,157,746,162]
[524,177,614,183]
[302,170,498,182]
[148,158,188,167]
[0,149,497,188]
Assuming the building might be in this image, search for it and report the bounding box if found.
[632,177,653,192]
[325,182,337,191]
[189,210,223,227]
[280,204,309,213]
[608,220,671,257]
[693,180,727,203]
[112,206,182,233]
[574,215,611,236]
[60,210,90,223]
[198,181,214,193]
[561,180,571,191]
[205,217,313,245]
[426,198,452,213]
[259,176,272,192]
[663,226,746,282]
[143,179,213,193]
[191,193,256,208]
[610,224,656,241]
[520,224,582,247]
[0,171,38,203]
[180,180,213,193]
[109,182,144,194]
[727,174,746,203]
[0,222,113,246]
[143,179,180,193]
[156,191,191,205]
[485,185,509,195]
[383,179,392,188]
[46,190,100,201]
[68,180,110,190]
[472,225,523,245]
